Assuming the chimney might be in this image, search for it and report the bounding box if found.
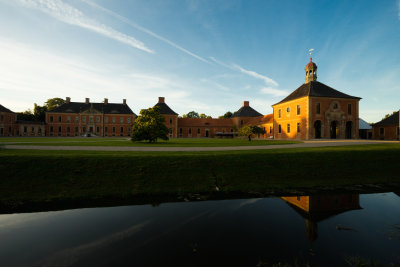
[85,98,89,104]
[104,98,108,104]
[243,101,249,107]
[158,97,165,103]
[66,97,71,104]
[123,99,126,105]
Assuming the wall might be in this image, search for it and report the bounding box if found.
[0,112,17,136]
[372,125,399,140]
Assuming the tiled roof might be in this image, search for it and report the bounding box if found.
[178,118,233,127]
[16,120,45,125]
[48,102,135,115]
[232,106,263,117]
[0,104,14,113]
[275,81,361,105]
[245,114,273,126]
[154,102,178,115]
[373,111,399,127]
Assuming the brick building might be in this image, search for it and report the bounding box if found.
[272,57,361,140]
[155,97,179,138]
[45,97,136,137]
[372,111,399,140]
[0,104,16,136]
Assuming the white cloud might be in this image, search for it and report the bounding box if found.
[232,64,278,87]
[15,0,154,53]
[81,0,208,63]
[260,87,289,97]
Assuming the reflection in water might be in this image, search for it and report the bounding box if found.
[282,194,362,248]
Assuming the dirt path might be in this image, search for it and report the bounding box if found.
[2,140,398,152]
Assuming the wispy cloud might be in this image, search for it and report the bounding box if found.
[260,87,288,97]
[15,0,154,53]
[80,0,209,63]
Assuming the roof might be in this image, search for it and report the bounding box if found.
[359,118,372,130]
[154,102,178,115]
[48,102,135,115]
[306,60,317,69]
[373,111,399,127]
[178,118,233,127]
[274,81,361,105]
[232,106,263,117]
[245,114,273,126]
[0,104,14,113]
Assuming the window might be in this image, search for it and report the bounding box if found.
[297,123,301,133]
[179,128,183,134]
[120,117,124,123]
[297,105,300,115]
[96,127,100,133]
[0,115,3,121]
[96,116,100,123]
[169,128,173,134]
[24,126,27,133]
[112,117,116,123]
[127,117,131,124]
[189,128,192,134]
[75,116,79,123]
[333,103,338,109]
[89,116,94,123]
[348,104,352,115]
[120,127,123,133]
[240,120,243,126]
[198,128,200,134]
[50,126,53,132]
[380,128,384,135]
[316,103,321,114]
[58,126,62,132]
[67,127,70,133]
[169,118,173,124]
[50,116,53,122]
[270,126,272,133]
[104,117,108,123]
[287,124,290,133]
[287,107,290,113]
[58,116,62,122]
[278,124,281,133]
[31,127,34,133]
[38,127,42,133]
[82,116,86,123]
[278,109,281,118]
[82,127,86,132]
[105,127,108,133]
[66,116,71,122]
[75,127,78,133]
[112,127,116,133]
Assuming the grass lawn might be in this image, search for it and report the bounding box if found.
[0,137,300,147]
[1,143,400,212]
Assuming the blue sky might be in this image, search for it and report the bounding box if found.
[0,0,399,122]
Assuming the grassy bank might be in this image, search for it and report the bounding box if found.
[0,137,300,147]
[1,144,400,212]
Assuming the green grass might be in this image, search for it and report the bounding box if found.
[0,137,300,147]
[1,143,400,212]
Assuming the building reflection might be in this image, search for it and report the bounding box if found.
[281,195,362,245]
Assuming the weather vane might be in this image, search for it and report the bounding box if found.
[309,48,314,56]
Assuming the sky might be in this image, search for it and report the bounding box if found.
[0,0,399,122]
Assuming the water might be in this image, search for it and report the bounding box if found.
[0,193,399,266]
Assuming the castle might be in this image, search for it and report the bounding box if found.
[2,57,397,140]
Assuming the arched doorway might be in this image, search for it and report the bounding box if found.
[330,121,338,139]
[314,120,321,139]
[345,121,352,139]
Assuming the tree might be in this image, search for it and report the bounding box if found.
[45,97,65,111]
[199,113,212,119]
[131,106,169,143]
[33,103,48,121]
[218,111,233,119]
[182,111,200,118]
[16,110,35,121]
[238,125,266,141]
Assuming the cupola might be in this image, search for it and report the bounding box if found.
[305,57,317,83]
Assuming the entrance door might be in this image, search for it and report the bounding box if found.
[330,121,338,139]
[89,126,93,133]
[345,121,352,139]
[314,120,321,139]
[205,130,209,137]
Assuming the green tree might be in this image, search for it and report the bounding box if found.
[131,106,169,143]
[218,111,233,119]
[33,103,48,121]
[238,125,266,141]
[199,113,212,119]
[182,111,200,118]
[45,97,65,111]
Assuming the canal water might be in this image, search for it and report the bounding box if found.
[0,192,399,266]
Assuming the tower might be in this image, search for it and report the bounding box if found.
[305,49,317,83]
